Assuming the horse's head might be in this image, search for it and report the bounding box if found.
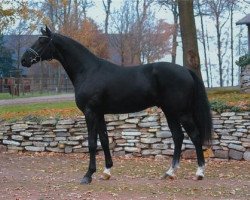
[21,26,55,67]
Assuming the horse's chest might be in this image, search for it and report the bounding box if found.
[75,90,102,110]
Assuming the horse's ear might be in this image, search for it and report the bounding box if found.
[45,26,52,37]
[41,27,46,35]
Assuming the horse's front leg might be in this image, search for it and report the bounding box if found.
[81,109,98,184]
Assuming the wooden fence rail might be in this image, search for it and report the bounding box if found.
[0,77,74,96]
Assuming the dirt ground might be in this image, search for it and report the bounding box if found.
[0,152,249,200]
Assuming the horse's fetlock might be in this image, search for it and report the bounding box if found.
[106,161,113,168]
[89,168,96,174]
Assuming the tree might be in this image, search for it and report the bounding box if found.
[204,0,230,87]
[110,0,173,66]
[42,0,107,57]
[205,26,214,87]
[102,0,112,34]
[196,0,210,87]
[75,18,109,59]
[110,1,136,65]
[141,20,173,63]
[228,0,239,86]
[0,0,32,34]
[158,0,179,64]
[0,34,14,77]
[178,0,202,79]
[0,1,15,33]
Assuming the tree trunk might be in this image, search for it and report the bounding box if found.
[178,0,202,79]
[230,4,234,86]
[103,0,112,34]
[215,15,223,87]
[171,1,178,64]
[206,27,213,87]
[74,0,79,30]
[197,0,209,87]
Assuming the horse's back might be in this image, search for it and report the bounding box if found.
[108,61,194,114]
[76,61,195,115]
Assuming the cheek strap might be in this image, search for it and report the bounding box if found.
[28,37,54,62]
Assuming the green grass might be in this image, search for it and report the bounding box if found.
[0,101,80,120]
[0,93,14,100]
[207,87,250,111]
[0,88,248,121]
[0,101,76,113]
[0,92,69,100]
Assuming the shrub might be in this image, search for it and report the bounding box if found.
[209,100,241,113]
[236,54,250,70]
[22,115,44,123]
[210,100,229,113]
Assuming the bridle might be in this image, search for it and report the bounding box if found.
[27,35,54,63]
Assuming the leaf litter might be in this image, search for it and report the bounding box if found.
[0,152,249,200]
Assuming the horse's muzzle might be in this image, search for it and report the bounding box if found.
[21,58,31,68]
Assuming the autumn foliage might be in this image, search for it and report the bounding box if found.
[110,0,174,66]
[61,18,109,59]
[140,20,174,63]
[0,153,249,199]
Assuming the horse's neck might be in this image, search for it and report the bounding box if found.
[53,34,98,86]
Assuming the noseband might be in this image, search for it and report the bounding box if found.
[27,36,54,63]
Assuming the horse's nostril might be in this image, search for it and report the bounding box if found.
[21,59,26,66]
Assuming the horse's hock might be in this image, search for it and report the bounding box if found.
[0,110,249,160]
[241,64,250,93]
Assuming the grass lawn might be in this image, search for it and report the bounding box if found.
[207,88,250,112]
[0,93,13,100]
[0,92,62,100]
[208,88,249,104]
[0,88,249,121]
[0,101,81,121]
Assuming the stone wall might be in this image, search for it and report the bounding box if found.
[0,110,249,160]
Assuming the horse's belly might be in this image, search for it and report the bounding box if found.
[103,94,157,114]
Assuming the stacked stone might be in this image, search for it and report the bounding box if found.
[0,110,249,160]
[212,112,250,160]
[109,112,164,157]
[0,118,88,153]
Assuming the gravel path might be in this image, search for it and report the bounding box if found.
[0,93,75,106]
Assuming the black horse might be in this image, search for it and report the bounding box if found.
[21,27,212,184]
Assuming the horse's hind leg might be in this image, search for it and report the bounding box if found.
[180,114,205,180]
[162,116,184,179]
[98,116,113,180]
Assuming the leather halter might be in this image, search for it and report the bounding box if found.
[27,36,54,63]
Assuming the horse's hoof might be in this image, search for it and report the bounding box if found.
[192,175,204,181]
[100,172,111,180]
[196,175,204,180]
[80,176,92,184]
[160,173,175,180]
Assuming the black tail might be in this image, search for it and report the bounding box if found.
[189,70,213,145]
